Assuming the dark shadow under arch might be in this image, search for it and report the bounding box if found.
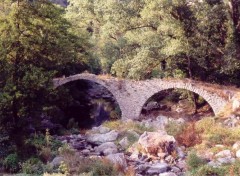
[54,79,122,129]
[140,88,214,121]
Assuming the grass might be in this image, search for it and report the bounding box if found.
[103,120,154,134]
[57,144,126,176]
[186,152,240,176]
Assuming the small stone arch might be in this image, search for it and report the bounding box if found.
[132,80,228,119]
[53,73,124,119]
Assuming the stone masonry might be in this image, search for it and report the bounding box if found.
[53,73,238,120]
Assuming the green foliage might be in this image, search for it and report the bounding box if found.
[165,121,184,137]
[196,117,240,146]
[190,165,227,176]
[3,153,20,173]
[76,158,118,176]
[0,0,86,165]
[186,152,207,171]
[25,131,62,162]
[103,120,154,134]
[58,161,69,175]
[67,118,79,130]
[21,157,45,175]
[66,0,240,83]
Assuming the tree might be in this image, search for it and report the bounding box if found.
[0,0,86,153]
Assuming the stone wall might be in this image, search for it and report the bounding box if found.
[53,73,237,120]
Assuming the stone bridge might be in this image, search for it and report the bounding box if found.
[53,73,239,120]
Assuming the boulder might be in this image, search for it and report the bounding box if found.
[144,101,159,112]
[153,116,169,129]
[87,130,118,145]
[156,116,169,124]
[236,149,240,158]
[95,142,118,155]
[127,130,140,139]
[137,131,176,158]
[146,163,169,175]
[215,150,232,158]
[232,99,240,111]
[217,157,235,164]
[50,156,64,167]
[81,149,90,155]
[175,160,187,171]
[233,141,240,150]
[91,126,111,134]
[159,172,177,176]
[208,161,221,167]
[176,147,185,159]
[106,153,127,168]
[103,148,118,155]
[119,137,129,149]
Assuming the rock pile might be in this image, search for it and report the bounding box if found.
[55,125,187,176]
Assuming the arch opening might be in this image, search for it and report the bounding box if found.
[139,88,214,121]
[53,79,122,129]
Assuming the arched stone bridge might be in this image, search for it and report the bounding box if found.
[53,73,238,120]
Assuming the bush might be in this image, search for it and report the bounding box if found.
[21,157,45,175]
[3,153,20,173]
[25,132,63,162]
[192,165,227,176]
[196,117,240,147]
[77,158,118,176]
[176,122,202,148]
[67,118,79,130]
[165,121,184,137]
[186,152,207,171]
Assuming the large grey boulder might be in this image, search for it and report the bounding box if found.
[87,130,118,145]
[106,153,127,168]
[138,131,176,158]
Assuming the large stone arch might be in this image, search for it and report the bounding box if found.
[53,73,125,118]
[130,79,228,119]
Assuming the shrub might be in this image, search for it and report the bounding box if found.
[103,120,153,134]
[176,122,202,148]
[196,117,240,147]
[186,152,207,171]
[195,117,215,133]
[39,147,52,162]
[67,118,79,130]
[21,157,45,175]
[43,173,66,176]
[165,121,184,137]
[227,159,240,176]
[58,161,69,175]
[103,120,122,130]
[193,165,227,176]
[25,131,63,162]
[73,157,119,175]
[3,153,20,173]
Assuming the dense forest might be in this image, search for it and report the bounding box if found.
[0,0,240,175]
